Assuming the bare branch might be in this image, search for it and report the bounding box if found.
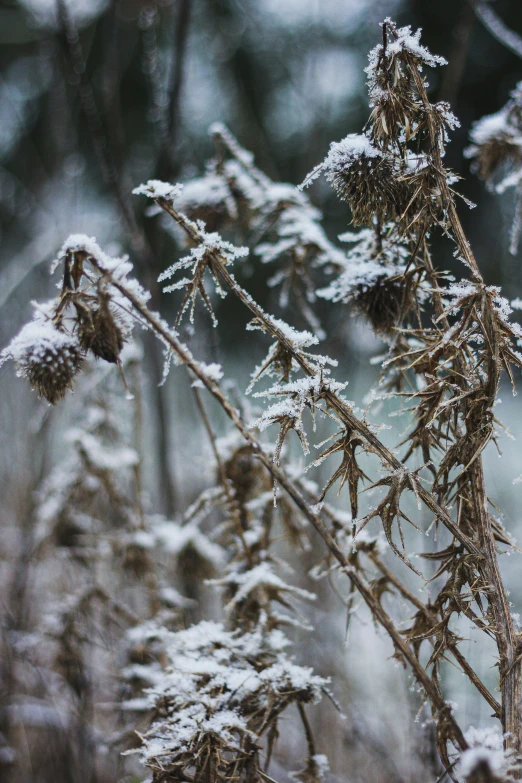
[471,1,522,61]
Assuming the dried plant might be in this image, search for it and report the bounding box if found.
[466,80,522,255]
[4,17,522,783]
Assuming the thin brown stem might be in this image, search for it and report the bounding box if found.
[410,61,520,752]
[370,552,501,717]
[191,385,253,566]
[88,255,469,754]
[156,198,482,558]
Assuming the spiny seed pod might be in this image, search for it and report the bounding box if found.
[467,95,522,184]
[4,319,84,404]
[351,271,412,335]
[475,136,522,182]
[225,444,264,506]
[176,174,237,234]
[322,134,399,226]
[369,94,421,145]
[76,294,124,364]
[368,65,421,145]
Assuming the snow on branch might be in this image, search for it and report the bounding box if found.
[124,618,328,780]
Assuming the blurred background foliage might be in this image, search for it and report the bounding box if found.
[2,1,522,781]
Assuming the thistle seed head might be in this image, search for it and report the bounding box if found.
[352,272,412,335]
[5,320,84,404]
[397,163,445,232]
[321,134,400,226]
[177,174,237,233]
[76,294,124,364]
[467,87,522,185]
[368,67,421,145]
[224,445,265,506]
[475,136,522,182]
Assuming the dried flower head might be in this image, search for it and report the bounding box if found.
[396,154,448,232]
[467,82,522,184]
[365,20,446,145]
[317,229,415,335]
[176,173,238,233]
[475,134,522,182]
[366,56,420,146]
[224,444,267,507]
[75,291,125,364]
[2,318,84,403]
[302,134,399,226]
[129,620,327,783]
[120,532,155,578]
[352,269,413,334]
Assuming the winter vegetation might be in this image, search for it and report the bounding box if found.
[5,3,522,783]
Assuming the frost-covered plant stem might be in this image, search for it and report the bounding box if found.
[84,250,469,755]
[6,18,522,781]
[155,196,480,556]
[191,384,255,567]
[297,478,501,718]
[408,55,522,756]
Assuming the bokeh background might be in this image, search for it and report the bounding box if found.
[2,1,522,782]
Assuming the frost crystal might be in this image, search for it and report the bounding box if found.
[158,231,248,286]
[249,315,319,350]
[191,362,223,387]
[157,223,248,326]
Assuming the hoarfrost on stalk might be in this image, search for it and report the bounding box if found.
[191,362,223,387]
[127,618,328,770]
[210,561,316,609]
[132,180,184,201]
[251,397,310,437]
[158,231,248,288]
[251,375,346,439]
[247,315,319,350]
[153,519,226,568]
